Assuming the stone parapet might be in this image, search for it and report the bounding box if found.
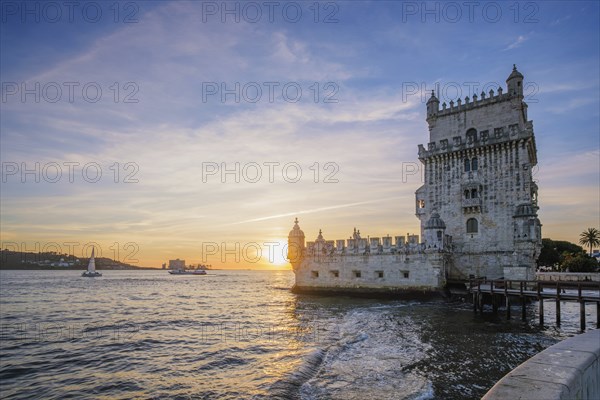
[482,329,600,400]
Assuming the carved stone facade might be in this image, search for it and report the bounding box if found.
[290,66,542,294]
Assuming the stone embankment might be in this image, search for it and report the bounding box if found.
[482,329,600,400]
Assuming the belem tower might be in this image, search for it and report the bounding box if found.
[288,66,542,296]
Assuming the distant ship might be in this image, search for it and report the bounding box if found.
[168,265,208,275]
[82,247,102,277]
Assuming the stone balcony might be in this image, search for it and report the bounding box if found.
[462,171,481,182]
[462,197,482,213]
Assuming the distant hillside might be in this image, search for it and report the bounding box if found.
[0,250,153,270]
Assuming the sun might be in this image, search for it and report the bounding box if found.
[267,239,289,267]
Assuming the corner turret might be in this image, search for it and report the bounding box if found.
[510,203,542,280]
[506,64,524,97]
[287,218,305,267]
[513,203,541,242]
[426,90,440,119]
[424,212,446,250]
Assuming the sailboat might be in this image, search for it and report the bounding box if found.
[82,247,102,277]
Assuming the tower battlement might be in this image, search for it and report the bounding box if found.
[423,65,529,146]
[428,90,519,118]
[303,229,451,257]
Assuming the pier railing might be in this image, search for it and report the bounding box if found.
[467,279,600,331]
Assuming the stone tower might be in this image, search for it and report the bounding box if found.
[416,65,542,280]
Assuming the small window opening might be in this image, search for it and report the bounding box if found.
[466,218,479,234]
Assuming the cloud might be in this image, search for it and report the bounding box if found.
[222,197,402,226]
[545,97,597,114]
[550,15,572,26]
[503,35,528,51]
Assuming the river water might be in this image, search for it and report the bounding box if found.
[0,270,596,399]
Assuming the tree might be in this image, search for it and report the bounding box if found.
[538,238,560,268]
[579,228,600,256]
[561,254,599,273]
[538,238,586,269]
[537,238,596,271]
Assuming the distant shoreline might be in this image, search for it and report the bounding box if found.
[0,267,288,271]
[0,265,155,270]
[0,251,289,270]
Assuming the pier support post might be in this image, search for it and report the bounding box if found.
[504,285,510,320]
[520,282,526,322]
[477,282,483,315]
[578,284,585,332]
[473,293,477,313]
[597,302,599,329]
[479,293,484,315]
[492,296,498,314]
[580,301,586,332]
[539,298,544,326]
[556,284,561,326]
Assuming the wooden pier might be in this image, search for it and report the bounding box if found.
[467,279,600,331]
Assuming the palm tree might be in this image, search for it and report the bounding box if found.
[579,228,600,256]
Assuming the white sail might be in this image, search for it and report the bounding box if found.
[87,247,96,273]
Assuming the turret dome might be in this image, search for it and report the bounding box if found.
[316,229,324,241]
[426,90,439,104]
[289,218,305,237]
[425,212,446,229]
[506,64,524,81]
[514,203,537,217]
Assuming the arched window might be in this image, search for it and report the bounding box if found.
[464,190,470,199]
[464,158,471,172]
[471,157,478,171]
[471,189,478,198]
[466,218,478,233]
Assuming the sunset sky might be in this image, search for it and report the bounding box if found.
[1,1,599,269]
